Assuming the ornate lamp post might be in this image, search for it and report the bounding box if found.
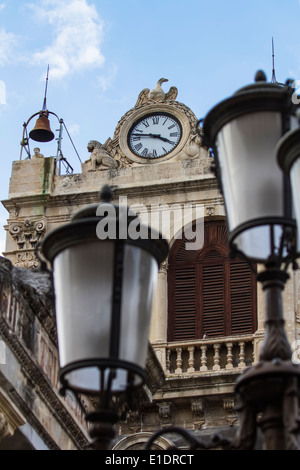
[40,186,169,449]
[146,71,300,451]
[202,71,300,450]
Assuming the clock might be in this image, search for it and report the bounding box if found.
[128,113,182,159]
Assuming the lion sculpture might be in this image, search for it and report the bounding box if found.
[86,140,118,171]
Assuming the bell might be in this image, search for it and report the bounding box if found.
[29,112,55,142]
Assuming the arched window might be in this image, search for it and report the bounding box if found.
[167,220,257,341]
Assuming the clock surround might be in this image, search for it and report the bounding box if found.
[118,102,192,164]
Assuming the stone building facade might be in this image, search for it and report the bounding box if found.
[1,79,300,450]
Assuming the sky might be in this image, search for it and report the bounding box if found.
[1,0,300,255]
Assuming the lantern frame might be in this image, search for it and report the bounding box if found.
[202,71,298,264]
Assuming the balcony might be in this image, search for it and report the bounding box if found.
[153,334,254,376]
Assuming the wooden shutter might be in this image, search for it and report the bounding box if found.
[230,261,256,334]
[202,259,225,337]
[169,265,196,341]
[168,220,257,341]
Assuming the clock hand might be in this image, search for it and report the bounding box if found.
[157,135,175,144]
[131,133,161,138]
[131,133,175,144]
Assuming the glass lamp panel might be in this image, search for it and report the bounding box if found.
[290,159,300,249]
[119,245,158,378]
[216,111,284,259]
[64,368,130,393]
[53,240,114,391]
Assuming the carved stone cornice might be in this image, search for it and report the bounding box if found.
[0,258,90,449]
[0,314,90,449]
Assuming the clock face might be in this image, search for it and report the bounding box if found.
[128,113,182,159]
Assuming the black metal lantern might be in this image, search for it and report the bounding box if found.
[203,71,298,264]
[40,186,168,447]
[277,111,300,253]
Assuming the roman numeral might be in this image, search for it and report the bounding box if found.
[141,148,148,156]
[153,149,157,158]
[152,116,159,125]
[170,132,178,137]
[142,120,150,128]
[134,143,142,151]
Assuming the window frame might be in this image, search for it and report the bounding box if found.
[167,220,257,341]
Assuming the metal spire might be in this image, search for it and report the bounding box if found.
[42,65,50,113]
[271,37,277,83]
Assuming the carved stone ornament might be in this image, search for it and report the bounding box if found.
[223,398,238,427]
[8,218,47,269]
[0,390,26,443]
[135,78,178,106]
[191,398,205,430]
[9,219,46,251]
[83,140,119,172]
[157,401,173,426]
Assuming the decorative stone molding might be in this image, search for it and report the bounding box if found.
[113,432,174,450]
[9,219,46,251]
[15,251,39,269]
[7,218,47,269]
[157,401,173,426]
[159,260,168,274]
[223,398,238,427]
[0,413,11,441]
[206,205,215,217]
[191,398,205,430]
[125,410,140,433]
[0,390,25,442]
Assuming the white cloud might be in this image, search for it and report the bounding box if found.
[29,0,105,79]
[67,123,80,136]
[0,28,18,65]
[97,64,118,92]
[0,80,6,104]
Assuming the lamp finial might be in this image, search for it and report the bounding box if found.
[100,185,113,203]
[255,70,267,83]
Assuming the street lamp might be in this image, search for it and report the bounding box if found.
[277,109,300,251]
[201,71,300,450]
[146,71,300,451]
[202,70,298,264]
[40,186,169,449]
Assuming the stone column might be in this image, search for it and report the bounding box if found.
[149,261,168,369]
[149,261,168,343]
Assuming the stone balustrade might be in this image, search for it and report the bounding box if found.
[154,335,254,376]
